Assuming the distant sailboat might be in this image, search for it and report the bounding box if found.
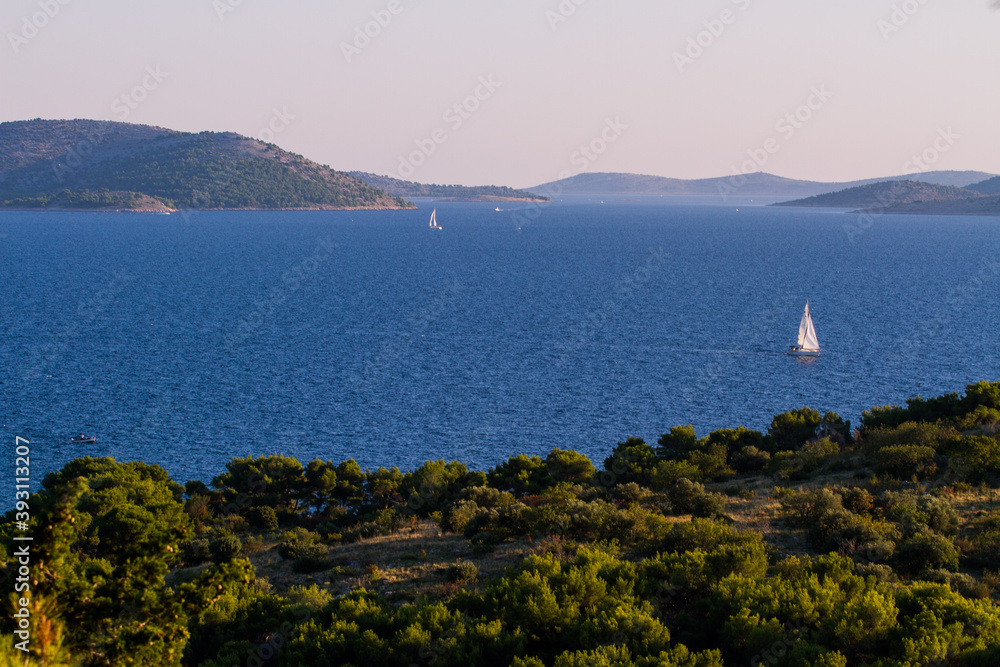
[429,208,442,230]
[788,301,821,357]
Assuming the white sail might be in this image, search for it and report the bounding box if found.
[429,209,436,228]
[797,302,820,350]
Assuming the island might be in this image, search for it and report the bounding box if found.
[773,179,1000,216]
[528,170,995,202]
[0,119,413,212]
[349,171,550,203]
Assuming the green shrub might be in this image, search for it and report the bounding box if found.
[290,544,329,573]
[894,534,959,576]
[668,478,707,515]
[183,538,210,565]
[443,500,482,533]
[656,425,700,459]
[278,528,322,560]
[917,495,959,537]
[487,454,549,494]
[862,422,952,454]
[943,435,1000,481]
[546,449,596,484]
[873,445,936,478]
[781,489,842,527]
[692,492,727,519]
[652,459,704,486]
[247,505,279,531]
[768,407,822,451]
[209,534,242,563]
[469,531,502,554]
[731,446,771,473]
[447,560,479,584]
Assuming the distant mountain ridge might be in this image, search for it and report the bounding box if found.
[349,171,548,202]
[0,119,411,211]
[529,170,996,202]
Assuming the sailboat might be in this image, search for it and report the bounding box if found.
[788,301,821,357]
[429,208,442,230]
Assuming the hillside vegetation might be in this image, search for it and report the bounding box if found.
[0,120,410,211]
[4,382,1000,666]
[349,172,549,202]
[773,180,985,210]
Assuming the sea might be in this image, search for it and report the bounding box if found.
[2,198,999,494]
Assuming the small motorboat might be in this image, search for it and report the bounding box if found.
[71,434,97,444]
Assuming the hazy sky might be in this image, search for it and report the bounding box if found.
[2,0,998,187]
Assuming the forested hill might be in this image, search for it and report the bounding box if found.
[349,171,550,202]
[0,119,412,211]
[773,180,987,211]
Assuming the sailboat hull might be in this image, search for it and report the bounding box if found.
[788,348,821,357]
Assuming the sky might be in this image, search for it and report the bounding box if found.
[1,0,998,188]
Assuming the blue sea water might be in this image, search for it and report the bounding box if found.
[2,199,999,493]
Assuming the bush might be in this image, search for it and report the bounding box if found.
[961,512,1000,568]
[944,435,1000,481]
[862,422,953,455]
[291,544,330,573]
[600,437,659,487]
[917,495,959,537]
[691,491,727,519]
[247,506,279,531]
[487,454,549,494]
[183,538,210,565]
[209,534,242,563]
[278,528,322,560]
[443,500,482,533]
[894,534,959,576]
[447,560,479,584]
[731,446,770,473]
[874,445,936,478]
[656,425,700,460]
[469,531,502,554]
[546,449,596,484]
[769,407,822,452]
[668,479,707,515]
[839,488,874,515]
[781,489,842,527]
